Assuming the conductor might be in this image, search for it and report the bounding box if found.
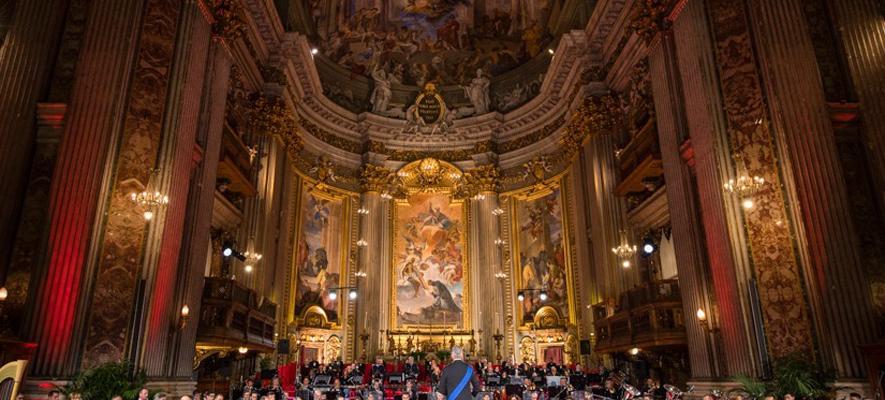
[436,346,481,400]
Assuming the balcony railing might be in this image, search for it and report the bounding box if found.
[197,277,277,352]
[592,279,686,353]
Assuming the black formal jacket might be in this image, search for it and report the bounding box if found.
[437,360,481,400]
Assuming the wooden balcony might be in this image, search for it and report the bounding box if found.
[615,119,663,196]
[592,279,686,354]
[197,277,277,353]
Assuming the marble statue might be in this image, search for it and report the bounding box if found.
[370,66,392,113]
[463,68,491,115]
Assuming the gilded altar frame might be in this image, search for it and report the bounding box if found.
[504,173,578,330]
[288,174,355,329]
[387,159,471,332]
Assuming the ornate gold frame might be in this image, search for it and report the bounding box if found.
[288,174,354,330]
[505,174,577,330]
[388,159,471,332]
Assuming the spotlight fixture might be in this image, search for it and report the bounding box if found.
[238,346,248,354]
[547,48,554,55]
[517,291,525,301]
[0,287,7,301]
[311,48,319,55]
[244,265,253,273]
[492,208,505,216]
[178,304,190,330]
[516,288,548,302]
[181,304,190,318]
[641,236,656,255]
[539,290,548,301]
[222,247,234,257]
[621,259,632,268]
[328,286,358,301]
[629,347,640,356]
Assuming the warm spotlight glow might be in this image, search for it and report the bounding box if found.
[539,291,548,301]
[741,198,755,209]
[244,265,253,273]
[643,243,655,254]
[621,259,631,268]
[517,292,525,301]
[547,48,554,55]
[629,347,640,356]
[223,247,233,257]
[143,210,154,221]
[181,305,190,317]
[0,287,7,301]
[238,346,248,354]
[696,308,707,322]
[329,290,338,300]
[348,289,358,300]
[311,48,319,55]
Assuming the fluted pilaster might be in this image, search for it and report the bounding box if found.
[749,0,877,378]
[24,0,145,377]
[139,0,212,378]
[0,0,68,273]
[170,43,232,378]
[357,191,391,357]
[670,0,759,376]
[468,193,504,358]
[647,32,718,378]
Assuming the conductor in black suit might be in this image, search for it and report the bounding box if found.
[436,346,481,400]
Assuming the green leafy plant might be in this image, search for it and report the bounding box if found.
[59,361,147,400]
[728,354,838,400]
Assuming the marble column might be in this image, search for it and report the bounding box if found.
[749,0,877,378]
[0,0,68,274]
[647,32,718,378]
[569,155,601,348]
[23,0,146,378]
[168,42,232,378]
[670,0,760,376]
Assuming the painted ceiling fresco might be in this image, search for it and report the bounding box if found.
[287,0,590,88]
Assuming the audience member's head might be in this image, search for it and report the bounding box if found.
[137,389,150,400]
[153,392,167,400]
[451,346,464,361]
[48,390,61,400]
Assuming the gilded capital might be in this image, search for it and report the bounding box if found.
[210,0,247,42]
[360,163,396,193]
[628,0,673,44]
[561,93,621,157]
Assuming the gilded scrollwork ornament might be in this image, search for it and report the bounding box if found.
[628,0,673,44]
[209,0,247,42]
[561,93,622,157]
[360,164,397,193]
[307,156,338,191]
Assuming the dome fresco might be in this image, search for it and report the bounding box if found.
[279,0,592,115]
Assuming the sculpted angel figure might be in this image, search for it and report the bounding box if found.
[370,66,392,113]
[462,68,491,115]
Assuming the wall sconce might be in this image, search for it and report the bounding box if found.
[178,304,190,330]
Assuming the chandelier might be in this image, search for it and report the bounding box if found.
[243,251,262,273]
[611,230,637,268]
[129,169,169,221]
[723,156,765,210]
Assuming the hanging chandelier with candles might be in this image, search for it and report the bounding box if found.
[612,230,637,268]
[723,155,765,210]
[129,169,169,221]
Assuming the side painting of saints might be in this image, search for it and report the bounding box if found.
[294,192,344,323]
[516,188,568,323]
[394,193,465,328]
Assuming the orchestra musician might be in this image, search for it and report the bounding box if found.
[371,357,387,379]
[403,356,420,380]
[547,377,570,400]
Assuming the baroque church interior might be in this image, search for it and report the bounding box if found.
[0,0,883,399]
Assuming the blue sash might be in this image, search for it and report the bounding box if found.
[449,366,474,400]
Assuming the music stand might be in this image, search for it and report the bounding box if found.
[388,374,404,385]
[313,375,332,387]
[546,377,563,387]
[486,374,502,386]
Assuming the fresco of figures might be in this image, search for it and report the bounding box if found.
[307,0,555,87]
[294,191,345,323]
[515,188,568,323]
[393,193,465,328]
